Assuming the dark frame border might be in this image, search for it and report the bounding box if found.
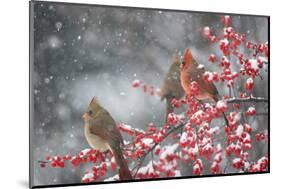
[29,0,270,188]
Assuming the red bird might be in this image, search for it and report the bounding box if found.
[180,48,229,126]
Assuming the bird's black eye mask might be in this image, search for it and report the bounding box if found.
[88,110,93,115]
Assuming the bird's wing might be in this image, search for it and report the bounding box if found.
[188,62,219,97]
[89,111,123,148]
[161,64,183,100]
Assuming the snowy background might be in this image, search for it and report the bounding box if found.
[31,1,268,186]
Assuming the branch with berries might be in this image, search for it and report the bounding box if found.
[38,15,269,183]
[38,91,269,180]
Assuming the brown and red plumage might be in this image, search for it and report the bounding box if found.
[180,48,229,126]
[82,97,132,180]
[160,53,185,123]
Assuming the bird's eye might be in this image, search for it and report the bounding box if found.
[88,110,93,115]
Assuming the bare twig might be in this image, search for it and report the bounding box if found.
[38,160,49,164]
[132,123,185,178]
[226,96,268,104]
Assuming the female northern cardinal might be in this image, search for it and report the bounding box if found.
[160,53,185,123]
[82,97,132,180]
[180,48,229,126]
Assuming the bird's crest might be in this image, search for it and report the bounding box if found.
[182,48,193,66]
[172,52,180,65]
[90,96,98,106]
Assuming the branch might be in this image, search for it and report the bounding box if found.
[226,96,268,104]
[132,123,185,177]
[131,97,268,176]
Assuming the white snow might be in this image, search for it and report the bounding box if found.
[257,156,268,163]
[222,56,229,62]
[119,123,145,134]
[176,113,186,122]
[123,140,130,145]
[203,26,211,36]
[203,143,212,151]
[252,163,261,170]
[246,77,254,85]
[216,100,227,110]
[197,64,205,69]
[44,78,50,84]
[232,158,241,164]
[249,59,259,70]
[216,143,222,152]
[225,27,233,33]
[236,125,244,137]
[137,160,155,174]
[244,161,250,169]
[141,138,154,147]
[161,159,177,170]
[243,133,251,143]
[80,148,92,156]
[234,112,241,123]
[189,144,199,155]
[220,38,229,46]
[135,128,145,134]
[204,103,211,108]
[248,107,255,112]
[131,79,141,87]
[82,172,93,180]
[209,126,219,135]
[258,56,268,63]
[174,170,181,177]
[224,15,230,20]
[213,153,222,162]
[160,144,179,160]
[55,21,62,31]
[58,93,65,99]
[180,132,188,143]
[119,123,132,130]
[48,36,62,48]
[104,174,119,181]
[193,164,200,170]
[193,110,204,117]
[204,71,213,81]
[228,143,236,149]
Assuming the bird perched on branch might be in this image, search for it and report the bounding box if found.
[180,48,229,126]
[160,53,185,123]
[82,97,132,180]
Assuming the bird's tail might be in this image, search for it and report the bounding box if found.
[112,147,132,180]
[165,96,175,123]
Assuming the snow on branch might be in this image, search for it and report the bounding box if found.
[226,96,268,104]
